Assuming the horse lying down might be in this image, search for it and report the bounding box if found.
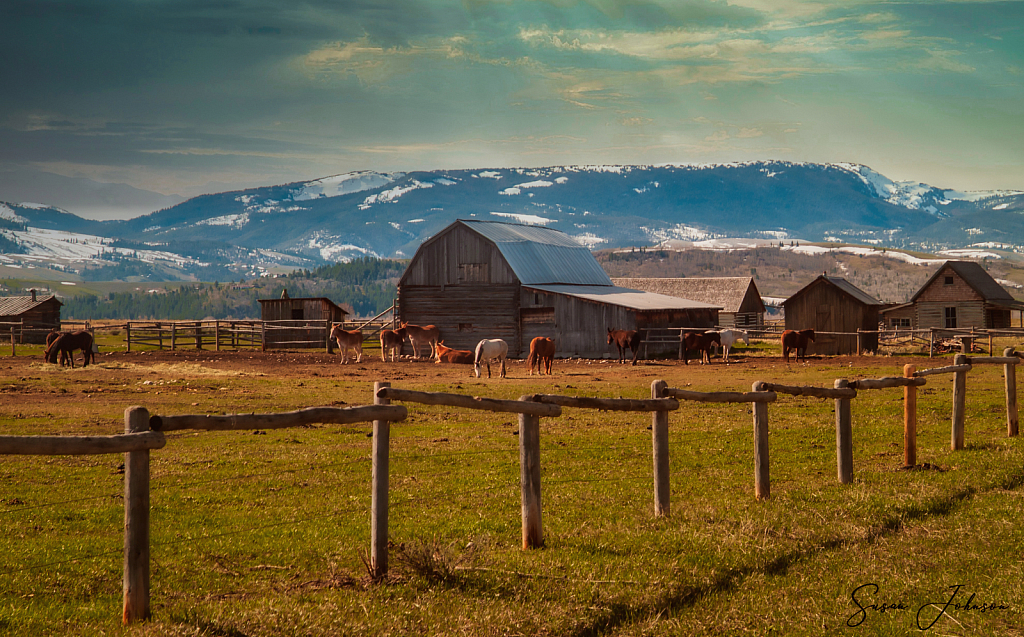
[435,341,474,364]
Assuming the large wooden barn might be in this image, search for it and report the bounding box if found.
[611,277,766,328]
[258,291,348,349]
[398,220,720,358]
[783,275,882,355]
[0,289,62,344]
[881,260,1024,330]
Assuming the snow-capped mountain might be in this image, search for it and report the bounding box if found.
[2,161,1022,281]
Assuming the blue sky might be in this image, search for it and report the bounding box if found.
[1,0,1021,198]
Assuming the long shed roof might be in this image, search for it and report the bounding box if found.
[0,294,61,316]
[611,277,764,313]
[525,284,722,311]
[458,220,613,286]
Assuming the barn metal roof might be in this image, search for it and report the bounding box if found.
[611,277,765,314]
[460,220,613,286]
[0,294,61,317]
[525,285,722,311]
[784,275,881,307]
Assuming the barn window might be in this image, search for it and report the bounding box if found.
[890,318,911,328]
[291,308,304,320]
[944,276,954,285]
[521,307,555,324]
[458,323,473,331]
[944,307,957,328]
[458,263,489,283]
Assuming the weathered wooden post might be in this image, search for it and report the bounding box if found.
[126,322,132,353]
[215,320,221,352]
[171,323,177,351]
[651,380,670,516]
[856,329,863,355]
[951,353,968,450]
[261,321,267,352]
[519,397,543,549]
[370,381,390,580]
[929,328,935,357]
[1004,347,1018,437]
[835,379,853,484]
[122,406,151,624]
[904,364,917,467]
[752,380,770,499]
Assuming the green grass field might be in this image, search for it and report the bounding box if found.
[1,342,1022,636]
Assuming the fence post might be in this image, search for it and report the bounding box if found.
[904,364,917,467]
[126,322,132,353]
[9,331,13,357]
[519,399,543,549]
[261,321,266,352]
[215,321,221,352]
[856,329,863,355]
[752,380,770,500]
[952,353,968,450]
[1004,348,1018,437]
[370,381,390,580]
[929,328,935,358]
[651,380,670,516]
[835,379,853,484]
[122,406,151,624]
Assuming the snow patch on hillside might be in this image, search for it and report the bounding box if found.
[358,178,455,210]
[292,171,400,200]
[489,212,553,225]
[0,204,29,224]
[0,226,203,267]
[642,224,713,243]
[306,231,380,262]
[570,233,608,249]
[196,213,250,228]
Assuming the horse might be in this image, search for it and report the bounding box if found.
[527,337,555,375]
[44,329,70,367]
[435,341,474,364]
[401,322,441,361]
[46,330,95,368]
[715,329,749,363]
[329,324,363,364]
[607,328,643,365]
[781,329,815,362]
[682,330,721,365]
[379,327,406,362]
[474,339,508,378]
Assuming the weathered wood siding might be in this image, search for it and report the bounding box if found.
[883,305,916,329]
[400,226,518,287]
[260,298,347,349]
[785,280,878,355]
[0,298,62,344]
[400,285,520,353]
[915,266,988,329]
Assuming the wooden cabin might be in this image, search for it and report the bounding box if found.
[258,293,348,349]
[398,220,720,358]
[0,289,62,344]
[783,275,882,355]
[612,277,766,328]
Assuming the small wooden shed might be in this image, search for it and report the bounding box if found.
[258,293,348,349]
[612,277,766,328]
[0,289,62,343]
[882,260,1024,330]
[784,275,882,355]
[399,219,720,358]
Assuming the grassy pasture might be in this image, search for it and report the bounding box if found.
[1,343,1023,636]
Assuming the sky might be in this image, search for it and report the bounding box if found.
[0,0,1022,206]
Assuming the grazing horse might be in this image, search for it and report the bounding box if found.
[329,324,363,364]
[46,330,95,368]
[435,341,474,364]
[379,327,406,362]
[401,322,441,361]
[474,339,508,379]
[607,328,643,365]
[44,329,69,367]
[527,337,555,375]
[682,331,721,365]
[715,329,750,363]
[781,329,816,362]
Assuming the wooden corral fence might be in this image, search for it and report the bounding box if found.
[4,357,1022,624]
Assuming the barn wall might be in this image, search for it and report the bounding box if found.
[916,301,986,330]
[785,280,878,355]
[401,226,518,287]
[520,290,635,359]
[0,298,62,344]
[883,305,916,329]
[260,299,346,349]
[400,284,520,353]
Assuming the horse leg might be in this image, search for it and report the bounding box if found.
[500,357,506,379]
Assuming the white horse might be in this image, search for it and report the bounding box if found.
[474,339,508,378]
[716,329,750,363]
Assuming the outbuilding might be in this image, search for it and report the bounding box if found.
[398,220,720,358]
[611,277,766,328]
[258,291,349,349]
[0,289,62,344]
[783,275,882,355]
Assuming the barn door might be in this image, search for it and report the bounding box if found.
[520,307,555,357]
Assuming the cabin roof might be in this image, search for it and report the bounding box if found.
[911,260,1015,302]
[258,296,349,314]
[454,220,614,286]
[611,277,764,313]
[784,275,881,307]
[0,294,61,316]
[525,284,722,311]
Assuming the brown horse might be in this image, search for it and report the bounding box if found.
[682,331,721,365]
[607,328,643,365]
[435,341,474,364]
[527,337,555,375]
[401,322,441,361]
[781,329,815,362]
[44,329,69,367]
[46,330,95,368]
[379,327,406,362]
[329,324,363,364]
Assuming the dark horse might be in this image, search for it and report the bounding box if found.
[781,329,815,362]
[46,330,95,368]
[607,328,643,366]
[44,329,69,366]
[682,330,721,365]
